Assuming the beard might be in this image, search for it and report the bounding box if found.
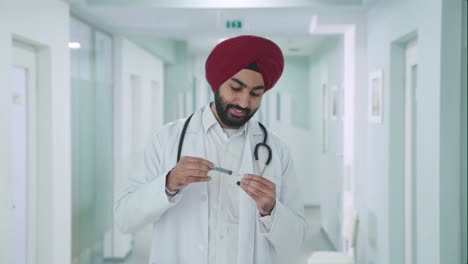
[214,89,259,129]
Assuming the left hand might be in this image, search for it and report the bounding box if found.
[239,174,276,216]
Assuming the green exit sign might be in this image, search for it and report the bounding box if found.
[226,20,243,29]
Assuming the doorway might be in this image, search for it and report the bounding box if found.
[11,41,38,264]
[404,39,418,264]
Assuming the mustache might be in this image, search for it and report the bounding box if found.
[227,104,251,115]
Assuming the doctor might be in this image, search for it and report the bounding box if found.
[115,35,308,264]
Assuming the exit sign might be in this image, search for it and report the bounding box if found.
[226,20,243,29]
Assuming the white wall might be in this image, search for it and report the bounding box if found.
[191,54,211,110]
[0,1,71,263]
[275,56,311,129]
[308,38,345,248]
[112,36,165,257]
[364,0,463,263]
[270,123,318,207]
[164,42,194,123]
[461,2,467,263]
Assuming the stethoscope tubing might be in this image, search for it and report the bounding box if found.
[177,113,273,169]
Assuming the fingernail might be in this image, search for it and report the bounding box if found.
[236,181,240,186]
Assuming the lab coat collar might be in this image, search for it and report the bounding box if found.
[201,103,249,136]
[189,104,263,137]
[201,104,220,134]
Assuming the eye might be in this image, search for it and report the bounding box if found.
[231,86,242,91]
[250,92,261,97]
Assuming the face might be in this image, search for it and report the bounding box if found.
[213,69,265,129]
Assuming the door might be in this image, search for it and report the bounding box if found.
[11,41,38,264]
[151,80,161,132]
[404,39,418,264]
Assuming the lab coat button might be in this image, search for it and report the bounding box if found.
[201,195,207,202]
[199,244,205,251]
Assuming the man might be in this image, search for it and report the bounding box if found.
[115,35,307,264]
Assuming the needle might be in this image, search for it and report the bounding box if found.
[211,167,243,180]
[212,166,233,175]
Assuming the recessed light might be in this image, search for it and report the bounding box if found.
[68,42,81,49]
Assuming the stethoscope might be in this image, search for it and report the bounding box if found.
[176,112,272,174]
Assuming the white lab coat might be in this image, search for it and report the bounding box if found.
[115,106,308,264]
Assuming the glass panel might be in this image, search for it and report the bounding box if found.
[70,16,114,263]
[94,31,114,245]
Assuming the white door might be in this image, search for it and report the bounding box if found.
[151,80,161,131]
[404,39,418,264]
[11,42,38,264]
[131,74,143,159]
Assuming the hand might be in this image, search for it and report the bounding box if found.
[166,156,214,192]
[239,174,276,216]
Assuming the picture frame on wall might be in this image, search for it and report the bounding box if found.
[368,69,383,123]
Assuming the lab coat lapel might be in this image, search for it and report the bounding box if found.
[237,137,255,264]
[237,122,264,264]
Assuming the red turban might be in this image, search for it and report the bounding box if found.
[205,35,284,93]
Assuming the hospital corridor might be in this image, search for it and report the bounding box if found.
[0,0,466,264]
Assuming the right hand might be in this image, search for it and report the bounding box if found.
[166,156,215,192]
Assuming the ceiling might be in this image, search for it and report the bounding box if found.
[68,0,369,59]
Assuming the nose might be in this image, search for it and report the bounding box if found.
[236,91,250,109]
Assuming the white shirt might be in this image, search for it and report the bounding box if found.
[201,106,274,264]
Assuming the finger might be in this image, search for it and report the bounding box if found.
[186,176,211,183]
[240,179,270,196]
[240,181,270,198]
[185,169,209,177]
[240,183,262,201]
[184,156,215,169]
[184,164,212,173]
[243,174,275,188]
[241,177,271,191]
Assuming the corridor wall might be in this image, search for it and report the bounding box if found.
[461,1,467,262]
[275,56,311,130]
[364,0,464,263]
[0,1,71,263]
[113,36,165,257]
[308,37,345,249]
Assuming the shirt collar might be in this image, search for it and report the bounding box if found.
[202,103,248,136]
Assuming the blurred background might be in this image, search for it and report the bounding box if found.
[0,0,466,264]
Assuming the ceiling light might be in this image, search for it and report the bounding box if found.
[68,42,81,49]
[309,16,318,33]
